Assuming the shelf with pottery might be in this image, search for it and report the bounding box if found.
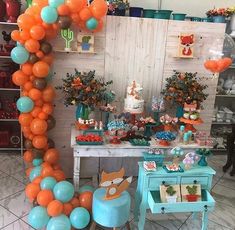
[0,118,18,121]
[0,22,17,26]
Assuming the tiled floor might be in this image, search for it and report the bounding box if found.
[0,154,234,230]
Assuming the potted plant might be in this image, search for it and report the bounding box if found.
[206,7,232,23]
[161,71,208,118]
[166,185,177,203]
[196,148,212,166]
[107,0,129,16]
[186,185,198,202]
[81,36,91,51]
[5,0,21,23]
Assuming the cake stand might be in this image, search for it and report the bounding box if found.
[155,131,176,146]
[179,118,203,132]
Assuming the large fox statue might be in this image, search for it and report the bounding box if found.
[100,168,132,200]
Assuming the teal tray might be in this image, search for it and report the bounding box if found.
[163,165,184,173]
[76,141,103,145]
[129,140,150,146]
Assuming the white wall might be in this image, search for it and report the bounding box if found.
[129,0,235,17]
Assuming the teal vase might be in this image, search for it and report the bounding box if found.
[198,155,208,166]
[212,16,226,23]
[76,104,90,120]
[176,105,184,118]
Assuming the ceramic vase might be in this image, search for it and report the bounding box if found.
[0,0,6,21]
[6,0,21,23]
[212,15,226,23]
[230,14,235,38]
[76,104,90,120]
[198,155,208,166]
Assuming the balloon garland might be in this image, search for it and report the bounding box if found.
[11,0,107,229]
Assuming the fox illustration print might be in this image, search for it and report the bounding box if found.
[180,34,194,56]
[100,168,132,200]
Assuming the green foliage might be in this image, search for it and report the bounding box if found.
[82,36,91,43]
[161,71,208,108]
[166,186,176,196]
[56,69,113,109]
[186,185,197,195]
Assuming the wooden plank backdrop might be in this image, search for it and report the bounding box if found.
[50,16,226,177]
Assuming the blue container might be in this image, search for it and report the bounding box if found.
[172,13,186,21]
[212,15,226,23]
[143,9,156,18]
[129,7,143,17]
[154,10,172,19]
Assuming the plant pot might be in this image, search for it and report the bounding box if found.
[212,15,226,23]
[198,155,208,166]
[166,195,177,203]
[154,10,172,19]
[191,17,201,22]
[115,8,126,16]
[6,0,21,23]
[172,13,186,21]
[186,194,198,202]
[230,14,235,38]
[81,43,91,51]
[143,9,156,18]
[76,104,90,121]
[176,105,184,118]
[129,7,143,17]
[0,0,6,21]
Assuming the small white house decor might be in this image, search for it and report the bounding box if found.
[77,34,95,53]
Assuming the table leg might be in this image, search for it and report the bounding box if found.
[138,201,147,230]
[134,172,142,222]
[73,156,81,192]
[192,212,198,220]
[201,211,208,230]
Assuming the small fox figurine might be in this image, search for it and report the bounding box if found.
[179,34,194,57]
[100,168,132,200]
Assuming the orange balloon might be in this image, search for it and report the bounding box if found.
[57,4,70,16]
[42,85,55,102]
[41,165,54,178]
[11,30,21,41]
[26,167,33,177]
[25,5,41,15]
[47,200,63,217]
[20,30,31,41]
[71,13,81,24]
[52,23,59,31]
[21,63,33,75]
[66,0,87,13]
[63,203,73,216]
[90,0,108,19]
[33,61,50,78]
[44,148,59,165]
[23,150,34,163]
[41,161,52,168]
[22,126,31,133]
[30,75,36,81]
[37,190,54,207]
[32,0,48,8]
[32,135,48,149]
[17,14,37,30]
[12,70,29,86]
[30,118,48,135]
[31,106,42,117]
[45,27,58,40]
[70,197,80,208]
[22,90,29,96]
[42,54,54,65]
[36,51,44,59]
[35,99,44,107]
[19,113,33,126]
[93,19,103,33]
[24,81,33,91]
[42,22,52,29]
[204,60,217,73]
[53,170,66,181]
[79,191,93,212]
[30,25,45,40]
[29,88,42,101]
[79,7,92,21]
[53,164,62,170]
[42,103,53,115]
[28,133,35,140]
[25,39,40,53]
[38,111,49,120]
[32,176,43,184]
[25,183,41,201]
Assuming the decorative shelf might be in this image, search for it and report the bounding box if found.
[53,49,97,54]
[216,94,235,98]
[0,147,22,150]
[0,88,20,91]
[0,22,17,26]
[0,55,12,59]
[172,55,199,59]
[0,119,18,121]
[211,122,231,125]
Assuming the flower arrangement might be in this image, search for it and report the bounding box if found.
[206,7,232,17]
[56,69,112,109]
[161,71,208,109]
[160,114,178,125]
[107,0,129,13]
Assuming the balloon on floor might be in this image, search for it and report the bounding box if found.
[11,0,107,228]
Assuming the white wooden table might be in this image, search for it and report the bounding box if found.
[71,125,210,191]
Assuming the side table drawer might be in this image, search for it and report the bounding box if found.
[181,176,209,188]
[148,177,177,189]
[148,190,215,214]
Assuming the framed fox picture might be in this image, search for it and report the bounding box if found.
[178,33,195,58]
[77,34,95,53]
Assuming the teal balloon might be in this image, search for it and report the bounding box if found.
[86,17,98,30]
[28,206,49,229]
[47,215,71,230]
[49,0,64,8]
[53,181,74,203]
[16,42,23,47]
[16,96,34,113]
[29,166,42,182]
[70,207,90,229]
[78,185,95,194]
[41,6,58,24]
[40,177,57,190]
[33,158,43,166]
[11,46,29,64]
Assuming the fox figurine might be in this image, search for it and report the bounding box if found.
[180,34,194,57]
[100,168,132,200]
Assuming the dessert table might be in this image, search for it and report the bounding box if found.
[71,125,212,191]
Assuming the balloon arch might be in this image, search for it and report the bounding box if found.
[10,0,107,229]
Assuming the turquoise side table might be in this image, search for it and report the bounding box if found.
[134,163,216,230]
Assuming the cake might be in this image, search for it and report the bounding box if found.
[124,81,144,114]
